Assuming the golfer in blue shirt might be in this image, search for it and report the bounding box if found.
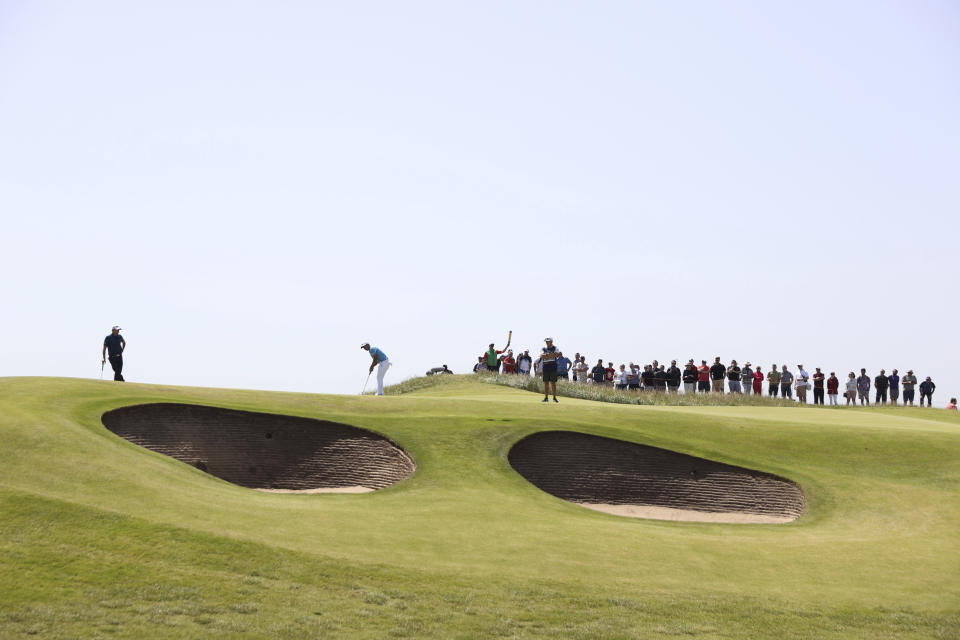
[361,342,392,395]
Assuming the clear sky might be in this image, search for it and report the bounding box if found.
[1,1,957,401]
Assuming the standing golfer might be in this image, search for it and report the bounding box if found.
[101,325,126,381]
[361,342,391,396]
[540,337,560,403]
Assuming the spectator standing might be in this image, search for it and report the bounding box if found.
[827,371,839,405]
[640,364,653,390]
[682,360,698,394]
[517,350,532,376]
[845,373,858,406]
[540,338,560,402]
[710,357,727,393]
[767,365,781,397]
[919,377,936,407]
[591,359,606,384]
[812,368,826,405]
[484,343,505,374]
[604,362,615,386]
[533,356,543,377]
[902,370,918,406]
[797,364,809,383]
[627,364,641,390]
[727,360,742,393]
[102,326,126,382]
[740,363,753,395]
[780,365,794,399]
[556,352,572,381]
[614,365,627,390]
[654,365,668,391]
[753,366,764,395]
[697,360,711,393]
[571,353,581,382]
[575,357,590,384]
[502,350,516,374]
[874,369,889,404]
[474,357,487,372]
[795,373,809,404]
[856,369,871,405]
[888,369,900,405]
[667,360,681,393]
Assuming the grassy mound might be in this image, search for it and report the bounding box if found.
[1,376,958,638]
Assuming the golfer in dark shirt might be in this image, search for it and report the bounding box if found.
[540,338,560,403]
[102,326,126,381]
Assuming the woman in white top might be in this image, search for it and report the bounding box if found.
[613,365,627,390]
[845,373,858,406]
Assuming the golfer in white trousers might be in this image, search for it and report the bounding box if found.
[361,342,391,395]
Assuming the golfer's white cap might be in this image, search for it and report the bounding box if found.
[361,342,370,348]
[544,337,553,342]
[112,325,122,331]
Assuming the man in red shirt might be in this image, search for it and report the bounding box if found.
[604,362,616,386]
[501,350,516,374]
[697,360,711,393]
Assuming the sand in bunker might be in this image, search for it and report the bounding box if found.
[255,486,374,494]
[578,503,794,524]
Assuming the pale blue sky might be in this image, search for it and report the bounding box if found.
[1,1,957,399]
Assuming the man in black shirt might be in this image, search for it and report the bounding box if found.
[654,365,668,391]
[666,360,681,393]
[682,359,698,394]
[641,365,655,390]
[874,369,890,405]
[101,326,126,381]
[726,360,742,393]
[710,357,726,393]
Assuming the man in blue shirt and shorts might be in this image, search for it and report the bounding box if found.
[361,342,391,395]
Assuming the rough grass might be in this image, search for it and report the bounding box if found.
[1,376,958,639]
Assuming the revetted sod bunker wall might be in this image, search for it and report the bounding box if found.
[102,403,415,491]
[508,431,804,521]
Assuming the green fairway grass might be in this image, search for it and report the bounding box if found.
[1,376,958,639]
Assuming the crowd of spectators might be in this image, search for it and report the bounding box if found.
[474,344,949,408]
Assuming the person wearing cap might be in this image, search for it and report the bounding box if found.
[812,367,825,405]
[517,350,532,376]
[856,368,871,405]
[740,362,753,395]
[888,369,900,405]
[874,369,890,405]
[501,350,516,374]
[682,360,698,394]
[697,360,711,393]
[666,360,681,393]
[101,326,126,381]
[726,360,741,393]
[540,338,560,402]
[484,340,509,374]
[901,370,918,405]
[919,377,936,407]
[827,371,840,405]
[361,343,391,395]
[710,357,726,393]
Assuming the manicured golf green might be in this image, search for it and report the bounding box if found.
[1,376,957,639]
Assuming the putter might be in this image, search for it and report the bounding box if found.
[100,361,104,379]
[360,372,372,395]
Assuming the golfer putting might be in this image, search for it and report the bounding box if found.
[361,342,391,395]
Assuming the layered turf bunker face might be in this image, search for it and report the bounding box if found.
[508,431,805,523]
[101,403,415,492]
